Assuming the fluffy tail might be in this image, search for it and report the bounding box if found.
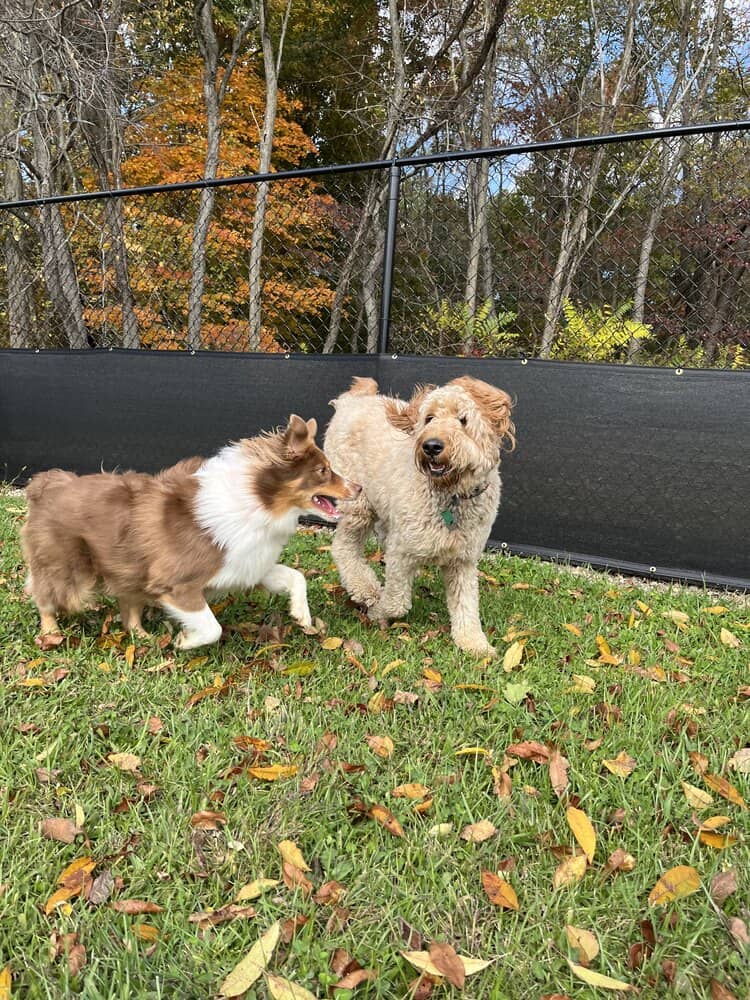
[329,376,379,409]
[25,470,77,506]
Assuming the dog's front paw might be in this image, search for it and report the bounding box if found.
[453,630,496,658]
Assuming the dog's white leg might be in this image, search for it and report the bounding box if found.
[331,502,382,609]
[261,564,312,628]
[370,549,417,622]
[443,561,496,657]
[161,600,223,650]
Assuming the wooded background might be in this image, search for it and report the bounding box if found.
[0,0,748,364]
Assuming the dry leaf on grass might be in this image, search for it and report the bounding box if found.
[549,749,569,798]
[710,868,738,905]
[368,803,404,838]
[602,752,636,778]
[553,854,588,889]
[682,781,713,808]
[401,949,491,981]
[235,878,279,902]
[648,865,701,906]
[565,926,599,967]
[111,899,164,914]
[218,921,280,997]
[365,735,394,759]
[566,806,596,862]
[481,871,519,910]
[460,820,497,844]
[266,975,317,1000]
[107,752,141,772]
[703,773,747,809]
[41,818,82,844]
[277,840,310,871]
[567,961,635,991]
[247,764,298,781]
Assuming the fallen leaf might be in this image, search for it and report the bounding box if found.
[455,745,491,757]
[281,862,313,896]
[563,623,582,637]
[689,751,709,774]
[648,865,701,906]
[602,751,636,779]
[190,810,226,829]
[565,926,599,967]
[553,854,587,889]
[277,840,310,872]
[549,749,569,799]
[132,923,159,942]
[189,905,253,934]
[45,887,77,915]
[506,741,549,763]
[710,868,738,905]
[393,783,430,799]
[662,610,689,626]
[503,681,531,705]
[332,968,378,990]
[365,735,394,759]
[481,871,519,910]
[111,899,164,914]
[569,674,596,694]
[727,917,749,948]
[247,764,298,781]
[502,640,525,672]
[57,856,96,888]
[682,781,714,808]
[460,820,497,844]
[88,870,115,906]
[567,961,634,991]
[312,880,347,905]
[107,752,141,773]
[218,921,281,997]
[719,628,740,648]
[710,980,739,1000]
[603,848,636,876]
[428,823,454,838]
[699,832,738,849]
[368,803,404,838]
[35,632,65,650]
[429,942,465,989]
[401,950,491,980]
[695,815,732,831]
[728,748,750,774]
[266,975,316,1000]
[566,806,596,862]
[321,636,344,650]
[235,878,280,902]
[280,660,316,676]
[41,818,82,844]
[703,774,747,809]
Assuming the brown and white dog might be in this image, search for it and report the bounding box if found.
[21,416,359,649]
[324,376,515,657]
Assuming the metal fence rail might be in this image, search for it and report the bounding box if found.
[1,120,748,366]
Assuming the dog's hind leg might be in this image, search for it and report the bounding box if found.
[370,549,417,622]
[118,596,149,637]
[443,560,496,657]
[331,498,382,609]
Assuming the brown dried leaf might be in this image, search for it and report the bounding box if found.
[506,740,550,763]
[111,899,164,914]
[87,870,115,906]
[277,840,310,871]
[332,968,378,990]
[281,862,314,896]
[710,868,738,905]
[601,751,636,779]
[106,752,141,772]
[552,854,587,889]
[603,848,636,876]
[41,817,82,844]
[549,749,569,799]
[368,803,404,838]
[428,942,465,989]
[460,819,497,844]
[703,773,747,809]
[190,810,226,829]
[312,880,347,905]
[365,734,394,759]
[481,870,519,910]
[710,981,739,1000]
[728,918,749,948]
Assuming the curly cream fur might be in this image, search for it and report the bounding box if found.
[324,376,514,657]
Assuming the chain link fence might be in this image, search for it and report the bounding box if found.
[1,122,748,366]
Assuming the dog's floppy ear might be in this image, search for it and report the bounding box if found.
[383,384,434,434]
[284,414,315,456]
[452,377,516,451]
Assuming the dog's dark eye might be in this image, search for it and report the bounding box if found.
[425,415,434,424]
[459,415,467,427]
[317,466,327,476]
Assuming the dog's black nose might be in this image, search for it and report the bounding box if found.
[422,438,444,458]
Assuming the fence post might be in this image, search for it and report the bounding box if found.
[378,161,401,354]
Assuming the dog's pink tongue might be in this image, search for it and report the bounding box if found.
[313,495,340,519]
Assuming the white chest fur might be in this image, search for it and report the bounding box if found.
[192,445,300,591]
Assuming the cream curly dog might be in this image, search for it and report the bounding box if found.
[324,375,515,656]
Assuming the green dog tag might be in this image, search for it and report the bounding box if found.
[440,508,455,527]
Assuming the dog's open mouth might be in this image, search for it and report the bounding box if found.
[426,462,450,478]
[311,494,342,519]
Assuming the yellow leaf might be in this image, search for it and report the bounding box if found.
[563,623,582,637]
[234,878,280,902]
[367,690,385,714]
[368,803,404,838]
[381,659,405,677]
[696,815,731,831]
[57,856,95,885]
[133,924,159,942]
[636,600,652,615]
[44,886,76,915]
[703,605,729,615]
[107,752,141,772]
[124,644,135,667]
[627,648,641,666]
[595,635,612,657]
[720,628,740,648]
[502,640,525,672]
[662,610,689,625]
[566,806,596,862]
[422,667,442,685]
[703,773,748,809]
[266,974,317,1000]
[0,966,10,1000]
[602,752,636,779]
[186,655,209,669]
[400,951,491,978]
[648,865,701,905]
[481,871,519,910]
[699,832,738,849]
[460,820,497,844]
[565,926,600,965]
[247,765,298,782]
[392,783,430,799]
[455,746,491,757]
[321,636,343,650]
[218,922,281,997]
[569,674,596,694]
[17,677,46,687]
[553,854,588,889]
[682,781,713,809]
[277,840,310,872]
[568,961,634,991]
[365,734,394,759]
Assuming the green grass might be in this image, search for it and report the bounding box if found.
[0,489,748,1000]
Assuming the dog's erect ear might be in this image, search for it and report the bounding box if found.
[452,377,516,451]
[284,414,315,456]
[383,384,435,434]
